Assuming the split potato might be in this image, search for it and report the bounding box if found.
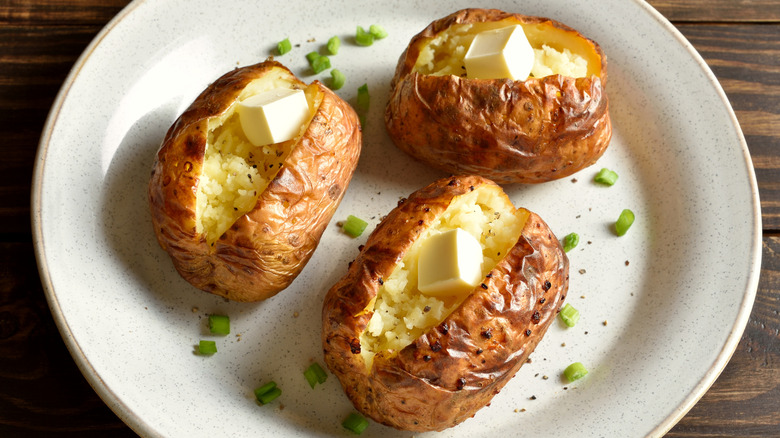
[322,175,569,431]
[385,8,611,184]
[148,60,361,302]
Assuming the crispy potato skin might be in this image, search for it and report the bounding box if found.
[149,61,361,302]
[385,8,611,184]
[322,175,569,431]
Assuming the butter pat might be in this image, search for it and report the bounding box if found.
[417,228,483,298]
[237,88,310,146]
[463,25,535,80]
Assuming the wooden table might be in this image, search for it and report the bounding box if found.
[1,0,778,436]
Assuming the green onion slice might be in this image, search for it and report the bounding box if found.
[563,362,589,382]
[303,367,318,388]
[257,387,282,404]
[303,362,328,388]
[343,215,368,238]
[311,55,331,74]
[253,381,277,400]
[208,314,230,335]
[562,232,579,253]
[305,51,320,64]
[277,38,292,55]
[355,26,374,46]
[198,340,217,355]
[594,168,618,186]
[330,69,345,90]
[559,303,580,327]
[368,24,388,39]
[327,36,341,55]
[342,412,369,434]
[356,84,370,111]
[615,209,635,236]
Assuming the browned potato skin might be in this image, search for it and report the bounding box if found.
[149,61,361,302]
[385,8,611,184]
[322,175,569,431]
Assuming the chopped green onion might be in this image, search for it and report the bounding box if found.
[303,362,328,388]
[311,54,331,74]
[198,340,217,355]
[277,38,292,55]
[342,412,369,434]
[311,362,328,383]
[559,303,580,327]
[208,314,230,335]
[615,209,635,236]
[562,232,579,253]
[330,69,346,90]
[258,387,281,404]
[327,36,341,55]
[594,168,618,186]
[563,362,588,382]
[254,381,281,404]
[368,24,388,39]
[355,26,374,46]
[253,381,277,399]
[356,84,370,111]
[305,51,320,64]
[343,215,368,238]
[303,367,318,388]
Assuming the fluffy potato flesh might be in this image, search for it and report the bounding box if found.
[196,72,320,246]
[322,175,569,431]
[148,61,361,301]
[413,19,600,79]
[360,184,528,366]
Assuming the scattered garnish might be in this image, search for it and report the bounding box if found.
[198,340,217,355]
[330,69,346,90]
[563,362,588,382]
[615,209,635,236]
[343,215,368,237]
[562,232,579,252]
[304,362,329,388]
[327,36,341,55]
[277,38,292,55]
[254,381,282,405]
[355,26,374,46]
[342,412,370,434]
[559,303,580,327]
[594,168,618,185]
[208,314,230,335]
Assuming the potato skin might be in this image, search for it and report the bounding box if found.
[385,8,611,184]
[322,175,569,431]
[149,61,361,302]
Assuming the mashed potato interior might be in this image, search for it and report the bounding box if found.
[195,70,319,245]
[359,186,529,367]
[413,19,598,78]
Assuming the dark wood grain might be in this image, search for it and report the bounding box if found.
[1,0,778,437]
[674,23,780,231]
[648,0,780,22]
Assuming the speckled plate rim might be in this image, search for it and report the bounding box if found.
[634,1,762,435]
[31,1,154,436]
[29,0,762,437]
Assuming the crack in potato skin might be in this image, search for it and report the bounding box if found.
[322,175,569,432]
[385,8,611,184]
[149,61,361,302]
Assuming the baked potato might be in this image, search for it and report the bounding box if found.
[322,175,569,431]
[385,8,611,184]
[148,60,361,302]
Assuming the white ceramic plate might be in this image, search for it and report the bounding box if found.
[32,0,761,437]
